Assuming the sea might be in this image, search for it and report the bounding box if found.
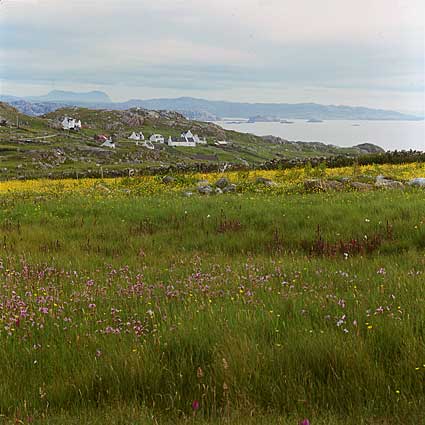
[214,119,425,152]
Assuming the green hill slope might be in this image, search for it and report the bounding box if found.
[0,103,382,180]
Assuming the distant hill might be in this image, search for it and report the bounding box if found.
[29,90,112,104]
[1,92,422,121]
[130,97,422,121]
[0,101,49,128]
[5,99,67,117]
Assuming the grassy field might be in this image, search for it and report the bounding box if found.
[0,166,424,424]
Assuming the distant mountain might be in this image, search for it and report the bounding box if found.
[177,110,220,121]
[29,90,112,104]
[7,99,68,116]
[1,92,422,121]
[129,97,422,121]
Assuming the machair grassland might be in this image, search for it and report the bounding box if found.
[0,163,424,425]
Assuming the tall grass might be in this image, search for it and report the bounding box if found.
[0,190,424,424]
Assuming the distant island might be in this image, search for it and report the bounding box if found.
[248,116,294,124]
[307,118,324,123]
[1,91,423,121]
[30,90,112,104]
[248,116,279,123]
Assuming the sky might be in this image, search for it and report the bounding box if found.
[0,0,424,113]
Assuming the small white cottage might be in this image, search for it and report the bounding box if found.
[167,136,196,147]
[181,130,207,145]
[101,138,116,149]
[181,130,194,139]
[149,134,165,143]
[129,131,144,141]
[61,117,82,130]
[194,135,207,145]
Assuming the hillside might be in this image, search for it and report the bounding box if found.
[0,102,384,180]
[0,102,50,129]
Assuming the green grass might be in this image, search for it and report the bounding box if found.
[0,190,424,424]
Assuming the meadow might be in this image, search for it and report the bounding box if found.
[0,164,424,424]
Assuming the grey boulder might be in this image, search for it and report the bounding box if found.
[215,177,230,189]
[163,175,177,184]
[256,177,277,187]
[408,178,425,187]
[375,175,404,189]
[223,184,237,193]
[350,182,374,192]
[198,185,213,195]
[304,179,343,192]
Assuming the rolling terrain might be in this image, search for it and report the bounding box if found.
[0,102,383,180]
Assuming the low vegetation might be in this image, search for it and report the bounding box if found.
[0,164,424,424]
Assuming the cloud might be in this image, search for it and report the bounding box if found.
[0,0,423,110]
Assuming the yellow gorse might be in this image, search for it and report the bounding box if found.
[0,162,423,195]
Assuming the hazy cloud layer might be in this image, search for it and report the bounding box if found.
[1,0,424,111]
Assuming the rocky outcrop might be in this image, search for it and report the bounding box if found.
[121,111,145,127]
[350,182,374,191]
[354,143,385,154]
[408,178,425,187]
[215,177,230,189]
[256,177,277,187]
[375,175,404,189]
[198,185,213,195]
[223,184,237,193]
[9,100,64,117]
[162,175,177,184]
[304,179,343,192]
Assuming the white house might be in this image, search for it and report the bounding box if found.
[214,140,229,146]
[101,138,116,149]
[181,130,207,145]
[149,134,165,143]
[129,131,144,141]
[167,136,196,147]
[61,117,82,130]
[194,135,207,145]
[181,130,194,139]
